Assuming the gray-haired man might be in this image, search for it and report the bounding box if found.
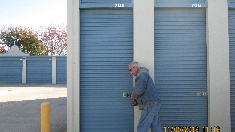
[128,61,162,132]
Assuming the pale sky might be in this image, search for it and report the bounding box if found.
[0,0,67,30]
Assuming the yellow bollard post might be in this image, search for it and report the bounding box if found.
[41,102,50,132]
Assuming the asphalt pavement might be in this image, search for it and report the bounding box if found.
[0,84,67,132]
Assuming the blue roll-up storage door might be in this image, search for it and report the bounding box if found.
[155,0,207,7]
[229,0,235,8]
[229,9,235,132]
[80,0,133,8]
[80,9,133,132]
[56,56,67,84]
[26,56,52,83]
[154,8,207,129]
[0,57,22,83]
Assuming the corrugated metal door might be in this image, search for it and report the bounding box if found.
[56,56,66,84]
[229,9,235,132]
[80,9,133,132]
[154,8,207,129]
[0,57,22,83]
[26,56,52,83]
[80,0,133,8]
[229,0,235,8]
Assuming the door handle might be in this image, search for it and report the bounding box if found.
[197,92,208,96]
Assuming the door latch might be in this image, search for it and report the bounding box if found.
[197,92,208,96]
[123,93,131,98]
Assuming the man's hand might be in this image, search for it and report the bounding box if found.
[131,98,138,106]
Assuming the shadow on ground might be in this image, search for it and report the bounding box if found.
[0,97,67,132]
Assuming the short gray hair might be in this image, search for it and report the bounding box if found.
[128,61,139,67]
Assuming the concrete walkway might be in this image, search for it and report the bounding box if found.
[0,84,67,132]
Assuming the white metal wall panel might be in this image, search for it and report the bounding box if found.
[80,9,133,132]
[154,8,207,130]
[229,9,235,132]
